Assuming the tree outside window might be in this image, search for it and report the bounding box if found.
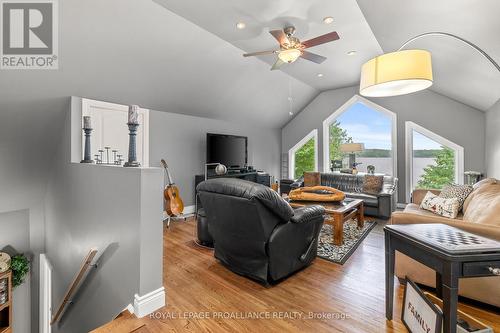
[293,138,315,179]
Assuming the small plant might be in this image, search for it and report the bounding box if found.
[10,254,30,287]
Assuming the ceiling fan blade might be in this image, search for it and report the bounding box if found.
[301,31,340,49]
[243,50,278,57]
[269,30,290,46]
[300,51,327,64]
[271,58,286,71]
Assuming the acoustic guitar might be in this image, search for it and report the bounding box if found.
[160,159,184,216]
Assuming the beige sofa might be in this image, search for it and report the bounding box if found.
[391,178,500,307]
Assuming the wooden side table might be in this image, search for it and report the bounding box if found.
[384,224,500,333]
[0,270,12,333]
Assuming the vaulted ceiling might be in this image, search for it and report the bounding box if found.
[1,0,499,216]
[155,0,500,111]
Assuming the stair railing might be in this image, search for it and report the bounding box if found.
[51,248,98,325]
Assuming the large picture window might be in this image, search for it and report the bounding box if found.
[288,129,318,179]
[322,96,397,176]
[405,121,464,201]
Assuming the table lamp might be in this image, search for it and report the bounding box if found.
[340,143,364,168]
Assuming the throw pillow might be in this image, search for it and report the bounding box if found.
[363,175,384,195]
[420,191,460,218]
[439,184,473,211]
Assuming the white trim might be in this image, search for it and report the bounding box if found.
[133,287,165,318]
[39,254,52,333]
[183,205,196,215]
[125,303,135,315]
[322,95,397,178]
[288,129,318,179]
[405,121,464,202]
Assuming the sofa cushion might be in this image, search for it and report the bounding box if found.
[400,203,463,220]
[464,178,497,212]
[439,184,473,211]
[420,191,460,218]
[345,192,378,207]
[362,175,384,195]
[463,180,500,226]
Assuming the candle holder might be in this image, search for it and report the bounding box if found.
[81,128,94,163]
[124,123,141,167]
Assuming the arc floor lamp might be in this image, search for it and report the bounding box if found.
[359,32,500,97]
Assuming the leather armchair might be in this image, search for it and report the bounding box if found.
[197,178,325,284]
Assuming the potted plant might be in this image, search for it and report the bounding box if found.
[10,254,30,287]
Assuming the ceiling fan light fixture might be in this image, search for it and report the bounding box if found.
[360,49,433,97]
[323,16,334,24]
[278,48,302,63]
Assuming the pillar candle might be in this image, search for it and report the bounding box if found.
[83,116,91,129]
[128,105,139,124]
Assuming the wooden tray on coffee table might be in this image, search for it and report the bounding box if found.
[288,198,364,245]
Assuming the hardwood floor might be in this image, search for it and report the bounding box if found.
[99,218,500,332]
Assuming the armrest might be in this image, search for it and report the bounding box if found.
[378,177,398,197]
[291,206,325,223]
[411,189,441,204]
[290,176,304,189]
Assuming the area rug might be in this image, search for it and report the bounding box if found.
[317,220,376,264]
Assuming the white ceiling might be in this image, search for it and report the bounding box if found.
[154,0,383,91]
[156,0,500,111]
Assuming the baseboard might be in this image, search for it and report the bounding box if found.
[124,303,135,314]
[183,205,196,214]
[133,287,165,318]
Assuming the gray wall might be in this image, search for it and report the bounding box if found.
[149,110,282,206]
[44,112,163,333]
[486,99,500,178]
[282,86,486,201]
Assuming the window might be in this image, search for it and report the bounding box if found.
[405,121,464,201]
[322,95,397,175]
[288,129,318,179]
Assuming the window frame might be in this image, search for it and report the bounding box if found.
[288,129,318,179]
[321,95,397,176]
[405,121,464,202]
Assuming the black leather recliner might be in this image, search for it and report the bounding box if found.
[197,178,325,284]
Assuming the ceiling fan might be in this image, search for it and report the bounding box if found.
[243,26,340,70]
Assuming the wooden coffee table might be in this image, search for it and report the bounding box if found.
[288,198,364,245]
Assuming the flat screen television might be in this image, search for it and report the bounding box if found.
[206,133,248,169]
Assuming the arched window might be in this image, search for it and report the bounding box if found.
[322,96,397,176]
[405,121,464,201]
[288,129,318,179]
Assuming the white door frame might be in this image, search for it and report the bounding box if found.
[405,121,464,202]
[322,95,397,177]
[39,254,52,333]
[288,129,318,179]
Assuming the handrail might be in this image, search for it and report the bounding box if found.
[51,248,98,325]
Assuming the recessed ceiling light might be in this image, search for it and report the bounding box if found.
[317,73,324,77]
[347,51,357,56]
[323,17,334,24]
[236,22,246,30]
[289,111,294,116]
